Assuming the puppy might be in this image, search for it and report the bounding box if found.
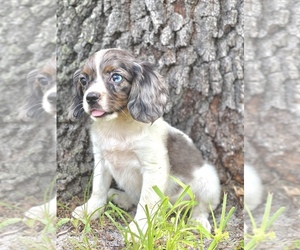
[20,57,57,220]
[69,48,221,237]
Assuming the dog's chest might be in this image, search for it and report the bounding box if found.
[93,133,143,185]
[92,123,145,168]
[104,147,140,170]
[103,145,143,196]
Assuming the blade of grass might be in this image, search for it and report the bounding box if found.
[245,193,285,250]
[0,218,23,230]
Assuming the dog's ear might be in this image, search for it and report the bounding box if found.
[68,69,84,121]
[18,69,43,121]
[128,62,169,123]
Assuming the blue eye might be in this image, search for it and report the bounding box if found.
[111,73,123,83]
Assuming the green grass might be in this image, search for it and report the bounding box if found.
[0,179,56,249]
[244,193,285,250]
[69,178,236,249]
[1,183,288,249]
[0,201,56,249]
[285,240,300,250]
[105,192,234,249]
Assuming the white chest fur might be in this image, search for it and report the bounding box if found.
[90,117,168,201]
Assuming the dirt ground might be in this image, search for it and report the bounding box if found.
[53,182,244,250]
[1,166,299,249]
[1,182,244,249]
[245,166,300,250]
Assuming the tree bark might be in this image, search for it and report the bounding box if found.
[0,0,56,204]
[244,1,299,246]
[57,0,244,205]
[245,0,300,183]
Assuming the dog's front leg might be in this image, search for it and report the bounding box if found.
[128,159,169,240]
[72,154,112,220]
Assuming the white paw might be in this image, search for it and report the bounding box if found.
[244,223,248,233]
[25,205,46,220]
[195,217,212,233]
[108,188,134,210]
[124,220,145,242]
[72,200,104,220]
[24,199,56,220]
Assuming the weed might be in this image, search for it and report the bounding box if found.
[245,193,285,250]
[105,178,235,249]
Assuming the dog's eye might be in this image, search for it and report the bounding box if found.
[38,76,49,86]
[79,75,88,86]
[111,73,123,83]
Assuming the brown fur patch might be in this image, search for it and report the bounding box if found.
[168,130,204,181]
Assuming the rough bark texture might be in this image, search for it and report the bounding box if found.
[245,0,300,182]
[57,0,244,205]
[0,0,56,203]
[245,0,299,247]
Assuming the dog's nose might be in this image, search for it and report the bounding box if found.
[86,92,100,105]
[47,92,56,104]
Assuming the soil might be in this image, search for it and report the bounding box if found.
[1,182,244,249]
[1,166,299,249]
[245,166,300,250]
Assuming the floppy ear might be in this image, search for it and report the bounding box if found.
[68,69,84,121]
[18,69,43,121]
[127,62,169,123]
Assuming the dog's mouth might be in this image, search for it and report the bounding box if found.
[90,109,113,118]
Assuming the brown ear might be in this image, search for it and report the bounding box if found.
[68,69,84,121]
[127,63,169,123]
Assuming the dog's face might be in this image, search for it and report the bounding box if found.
[19,57,56,120]
[69,49,169,123]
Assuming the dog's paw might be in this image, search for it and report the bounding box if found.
[108,188,134,210]
[72,200,104,220]
[24,205,47,220]
[124,221,145,242]
[24,199,56,220]
[195,217,212,233]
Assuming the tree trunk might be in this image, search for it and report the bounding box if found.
[245,1,299,246]
[245,0,300,183]
[0,1,56,205]
[57,0,244,208]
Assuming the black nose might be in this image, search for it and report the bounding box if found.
[47,92,56,104]
[86,92,100,105]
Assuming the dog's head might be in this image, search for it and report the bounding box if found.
[68,49,169,123]
[19,57,56,120]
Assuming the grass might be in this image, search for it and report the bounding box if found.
[285,240,300,250]
[1,183,288,249]
[66,178,236,249]
[0,201,56,249]
[244,193,286,250]
[0,179,56,249]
